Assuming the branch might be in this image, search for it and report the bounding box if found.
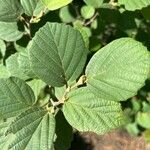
[84,12,99,26]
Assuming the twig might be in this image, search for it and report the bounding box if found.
[84,12,99,26]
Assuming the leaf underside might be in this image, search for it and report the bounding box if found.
[63,88,124,134]
[86,38,150,101]
[6,108,55,150]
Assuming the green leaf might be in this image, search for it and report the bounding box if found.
[0,121,12,149]
[6,53,29,80]
[33,1,46,17]
[83,0,104,8]
[6,107,55,150]
[6,51,36,80]
[86,38,150,101]
[0,0,23,22]
[73,21,90,48]
[29,23,87,87]
[0,77,35,118]
[54,111,72,150]
[125,123,139,136]
[81,5,95,19]
[118,0,150,11]
[63,88,124,134]
[19,50,36,77]
[131,98,141,113]
[142,101,150,112]
[0,39,6,57]
[0,22,24,42]
[136,112,150,129]
[0,64,10,79]
[18,50,37,78]
[59,5,76,23]
[20,0,38,16]
[20,0,45,17]
[55,86,66,100]
[42,0,73,10]
[27,79,46,100]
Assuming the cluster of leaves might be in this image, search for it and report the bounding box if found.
[0,0,150,149]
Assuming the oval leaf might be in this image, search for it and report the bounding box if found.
[81,5,95,19]
[29,23,87,87]
[86,38,150,101]
[63,88,124,134]
[0,77,35,118]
